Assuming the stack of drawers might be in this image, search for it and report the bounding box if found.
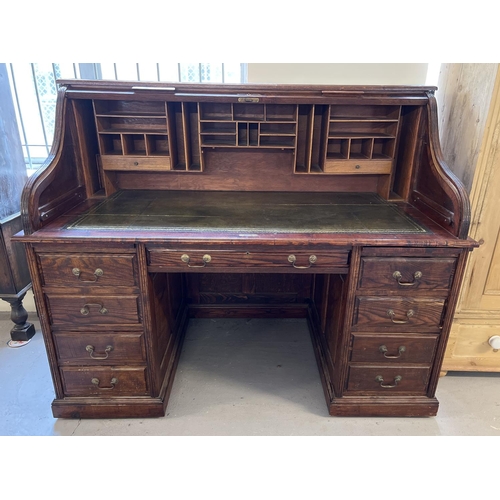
[37,250,150,399]
[346,248,458,396]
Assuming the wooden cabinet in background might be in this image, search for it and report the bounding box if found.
[442,66,500,373]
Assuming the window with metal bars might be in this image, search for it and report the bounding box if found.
[7,63,247,175]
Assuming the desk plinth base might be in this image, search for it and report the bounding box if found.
[51,397,166,419]
[326,396,439,418]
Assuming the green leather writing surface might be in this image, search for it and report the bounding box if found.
[66,190,427,234]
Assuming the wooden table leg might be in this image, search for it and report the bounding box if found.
[2,292,36,341]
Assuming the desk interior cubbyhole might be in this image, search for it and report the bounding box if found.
[349,138,373,159]
[234,103,265,121]
[259,135,296,148]
[97,116,167,133]
[327,139,349,159]
[123,134,146,155]
[328,121,397,137]
[238,123,249,146]
[249,123,259,146]
[201,134,237,147]
[99,134,123,155]
[199,103,233,121]
[94,99,166,116]
[260,123,296,135]
[372,138,396,159]
[146,134,169,156]
[265,104,297,121]
[200,121,237,134]
[329,104,400,120]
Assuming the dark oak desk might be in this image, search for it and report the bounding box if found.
[17,81,476,418]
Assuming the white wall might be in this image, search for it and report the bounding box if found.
[247,63,429,85]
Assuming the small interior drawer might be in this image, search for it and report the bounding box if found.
[350,333,438,364]
[353,297,445,332]
[358,257,456,292]
[346,366,431,394]
[54,332,146,365]
[101,155,171,171]
[60,366,149,397]
[147,249,349,273]
[46,294,141,326]
[323,159,393,174]
[39,253,137,287]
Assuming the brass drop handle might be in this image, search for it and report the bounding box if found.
[181,254,211,268]
[393,270,422,286]
[72,267,104,282]
[387,309,414,324]
[375,375,402,388]
[288,255,317,269]
[379,345,406,359]
[86,345,113,360]
[91,377,118,390]
[80,303,108,316]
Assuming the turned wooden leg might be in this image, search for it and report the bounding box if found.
[2,292,36,341]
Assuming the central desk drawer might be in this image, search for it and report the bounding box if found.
[46,294,141,326]
[39,253,137,287]
[147,249,349,272]
[353,297,446,332]
[60,366,149,397]
[54,332,146,365]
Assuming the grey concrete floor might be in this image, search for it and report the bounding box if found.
[1,311,499,436]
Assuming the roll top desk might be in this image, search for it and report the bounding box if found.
[17,80,477,418]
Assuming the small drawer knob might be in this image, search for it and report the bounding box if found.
[488,336,500,351]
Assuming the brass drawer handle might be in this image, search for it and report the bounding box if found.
[379,345,406,359]
[80,303,108,316]
[181,254,211,268]
[375,375,402,388]
[387,309,414,324]
[91,377,118,390]
[392,271,422,286]
[86,345,113,360]
[288,255,317,269]
[72,267,104,282]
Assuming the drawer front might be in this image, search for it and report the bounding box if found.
[148,249,349,272]
[323,159,393,175]
[60,366,149,397]
[346,366,431,394]
[358,257,456,292]
[101,155,171,171]
[350,334,438,364]
[54,332,146,365]
[39,253,137,287]
[47,295,141,326]
[353,297,445,331]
